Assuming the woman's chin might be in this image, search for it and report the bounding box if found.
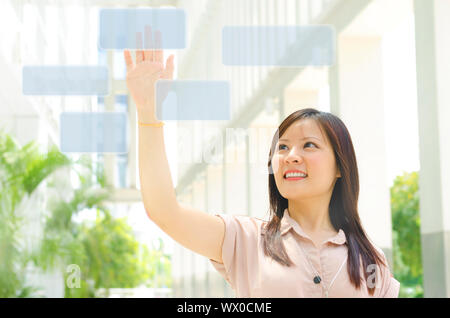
[280,190,311,200]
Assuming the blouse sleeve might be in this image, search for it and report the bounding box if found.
[382,273,401,298]
[375,247,401,298]
[208,213,260,291]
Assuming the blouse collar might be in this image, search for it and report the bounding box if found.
[280,208,347,245]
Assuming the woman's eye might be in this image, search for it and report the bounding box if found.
[278,142,316,150]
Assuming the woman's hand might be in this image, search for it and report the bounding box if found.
[124,30,174,122]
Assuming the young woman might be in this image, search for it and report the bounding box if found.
[124,46,400,298]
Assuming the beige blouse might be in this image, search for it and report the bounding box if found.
[209,208,400,298]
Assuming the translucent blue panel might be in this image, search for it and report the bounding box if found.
[22,66,109,96]
[115,95,128,112]
[99,8,186,50]
[222,25,335,66]
[155,80,231,121]
[60,112,127,153]
[97,96,105,111]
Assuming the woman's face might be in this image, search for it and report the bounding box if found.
[271,118,341,200]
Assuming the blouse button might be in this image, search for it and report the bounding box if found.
[313,276,322,284]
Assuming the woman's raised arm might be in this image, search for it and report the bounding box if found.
[124,32,225,263]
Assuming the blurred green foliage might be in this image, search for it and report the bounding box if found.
[0,130,171,297]
[0,131,70,297]
[32,147,172,297]
[390,171,423,298]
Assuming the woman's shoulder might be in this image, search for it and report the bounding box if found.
[214,212,269,235]
[370,243,390,266]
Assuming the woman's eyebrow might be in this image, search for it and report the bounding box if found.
[279,136,322,142]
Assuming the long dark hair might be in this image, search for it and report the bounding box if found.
[263,108,387,295]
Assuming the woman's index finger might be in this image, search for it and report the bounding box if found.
[124,50,134,72]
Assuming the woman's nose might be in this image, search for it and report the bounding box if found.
[285,149,303,163]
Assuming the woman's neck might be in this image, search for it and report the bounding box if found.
[287,197,336,234]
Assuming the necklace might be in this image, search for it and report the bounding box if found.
[297,241,348,298]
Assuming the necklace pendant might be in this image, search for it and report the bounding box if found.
[313,276,321,284]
